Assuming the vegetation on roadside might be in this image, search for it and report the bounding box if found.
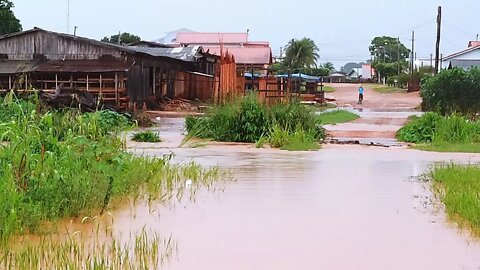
[0,92,220,242]
[367,83,406,94]
[317,110,359,125]
[320,85,336,93]
[132,131,161,142]
[429,163,480,235]
[397,112,480,152]
[421,67,480,116]
[184,95,325,151]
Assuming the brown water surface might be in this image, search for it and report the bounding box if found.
[123,119,480,270]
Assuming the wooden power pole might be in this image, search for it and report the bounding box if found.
[411,31,415,75]
[435,6,442,74]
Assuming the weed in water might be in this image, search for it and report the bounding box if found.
[132,131,161,143]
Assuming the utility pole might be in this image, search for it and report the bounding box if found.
[411,31,415,75]
[434,6,442,74]
[74,26,78,36]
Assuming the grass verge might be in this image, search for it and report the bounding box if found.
[317,110,359,125]
[367,84,406,94]
[414,143,480,153]
[430,163,480,236]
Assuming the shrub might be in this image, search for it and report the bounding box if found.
[132,131,161,142]
[185,95,326,149]
[396,112,480,144]
[396,112,441,143]
[421,67,480,116]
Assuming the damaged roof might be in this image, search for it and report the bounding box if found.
[0,60,38,74]
[128,46,205,62]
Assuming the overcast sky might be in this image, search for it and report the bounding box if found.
[12,0,480,69]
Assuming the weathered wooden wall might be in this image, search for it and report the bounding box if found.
[0,30,125,60]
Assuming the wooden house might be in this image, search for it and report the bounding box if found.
[0,28,219,109]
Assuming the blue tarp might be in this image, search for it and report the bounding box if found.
[275,73,320,82]
[244,72,262,78]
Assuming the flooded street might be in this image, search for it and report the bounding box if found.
[122,117,480,270]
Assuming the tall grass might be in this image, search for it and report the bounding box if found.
[184,95,325,150]
[2,228,175,269]
[0,92,221,241]
[397,112,480,149]
[317,110,359,125]
[430,163,480,235]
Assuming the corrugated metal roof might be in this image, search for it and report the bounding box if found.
[128,46,203,62]
[0,60,38,74]
[176,33,248,44]
[203,46,272,65]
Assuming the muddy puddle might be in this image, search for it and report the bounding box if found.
[20,118,480,269]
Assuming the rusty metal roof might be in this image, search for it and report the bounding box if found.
[128,46,208,62]
[0,60,38,74]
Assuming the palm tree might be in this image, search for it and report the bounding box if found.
[322,62,335,71]
[283,38,319,72]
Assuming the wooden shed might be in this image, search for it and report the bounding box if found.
[0,28,219,109]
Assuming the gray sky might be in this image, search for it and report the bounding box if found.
[12,0,480,69]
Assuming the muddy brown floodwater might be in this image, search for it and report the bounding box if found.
[113,117,480,270]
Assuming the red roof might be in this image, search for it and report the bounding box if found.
[176,32,248,45]
[204,46,272,65]
[468,41,480,47]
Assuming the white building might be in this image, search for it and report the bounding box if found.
[442,41,480,70]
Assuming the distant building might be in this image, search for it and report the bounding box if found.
[346,64,373,80]
[442,41,480,70]
[173,32,272,69]
[155,28,195,45]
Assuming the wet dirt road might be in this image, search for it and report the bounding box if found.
[323,84,422,145]
[122,119,480,270]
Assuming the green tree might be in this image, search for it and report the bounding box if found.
[101,32,141,45]
[321,62,335,71]
[369,36,410,63]
[370,36,410,78]
[0,0,22,35]
[283,38,319,71]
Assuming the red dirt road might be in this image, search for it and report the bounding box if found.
[324,84,422,141]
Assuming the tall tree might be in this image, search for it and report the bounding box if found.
[0,0,22,35]
[101,32,141,45]
[369,36,410,63]
[370,36,410,78]
[283,38,319,71]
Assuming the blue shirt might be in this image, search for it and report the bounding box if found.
[359,87,364,94]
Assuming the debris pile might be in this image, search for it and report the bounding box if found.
[159,98,200,112]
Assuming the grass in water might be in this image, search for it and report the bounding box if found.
[414,143,480,153]
[184,95,326,151]
[132,131,161,143]
[430,163,480,236]
[317,110,359,125]
[0,92,221,242]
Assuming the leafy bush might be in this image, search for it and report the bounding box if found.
[396,112,441,143]
[421,67,480,116]
[397,112,480,144]
[132,131,161,142]
[185,95,326,149]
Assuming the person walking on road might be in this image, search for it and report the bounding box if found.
[358,85,364,104]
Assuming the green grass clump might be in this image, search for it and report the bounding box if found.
[0,92,220,241]
[367,84,406,94]
[319,85,336,93]
[132,131,161,142]
[268,124,320,151]
[397,112,480,152]
[430,163,480,235]
[317,110,359,125]
[184,95,325,151]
